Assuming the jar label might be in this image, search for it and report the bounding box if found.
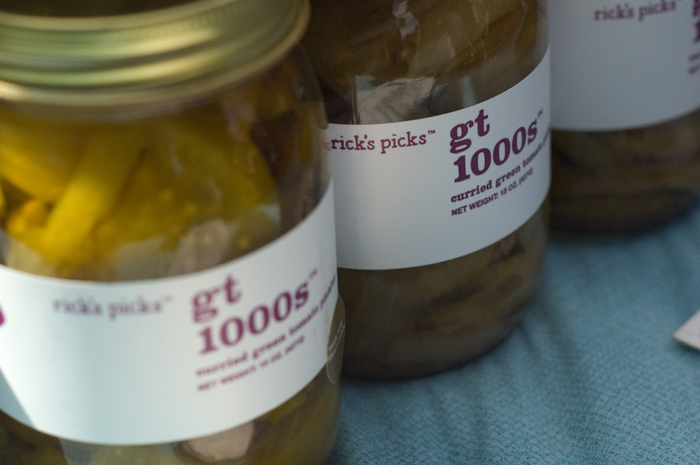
[331,51,551,270]
[0,184,338,445]
[551,0,700,131]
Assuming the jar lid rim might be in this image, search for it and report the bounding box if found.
[0,0,309,107]
[0,0,233,31]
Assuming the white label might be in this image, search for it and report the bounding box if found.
[674,309,700,350]
[332,51,551,270]
[0,184,338,445]
[550,0,700,131]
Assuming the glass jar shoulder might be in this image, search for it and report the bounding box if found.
[303,0,548,124]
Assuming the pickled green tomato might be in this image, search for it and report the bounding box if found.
[551,109,700,235]
[0,50,338,465]
[0,371,340,465]
[303,0,549,378]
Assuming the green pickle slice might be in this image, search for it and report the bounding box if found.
[0,54,338,464]
[551,109,700,235]
[304,0,548,378]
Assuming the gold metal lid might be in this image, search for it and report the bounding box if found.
[0,0,310,107]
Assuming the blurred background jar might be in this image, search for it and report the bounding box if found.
[303,0,550,379]
[0,0,343,464]
[550,0,700,235]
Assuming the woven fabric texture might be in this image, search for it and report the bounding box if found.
[328,205,700,465]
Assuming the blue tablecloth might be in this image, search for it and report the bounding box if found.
[328,206,700,464]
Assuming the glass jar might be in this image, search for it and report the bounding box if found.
[0,1,343,464]
[303,0,550,379]
[550,0,700,235]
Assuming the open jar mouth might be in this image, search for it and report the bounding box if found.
[0,0,309,108]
